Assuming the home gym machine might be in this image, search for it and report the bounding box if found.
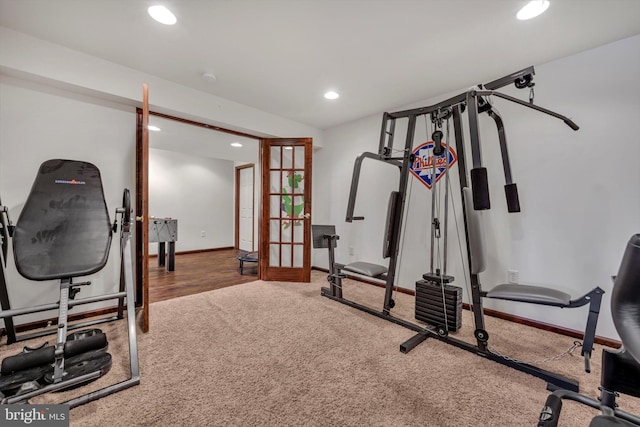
[538,235,640,427]
[317,66,604,392]
[0,159,140,407]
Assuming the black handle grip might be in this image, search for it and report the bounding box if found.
[564,119,579,131]
[537,394,562,427]
[352,216,365,221]
[470,167,491,210]
[432,130,444,156]
[504,183,521,213]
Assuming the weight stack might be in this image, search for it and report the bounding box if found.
[415,276,463,332]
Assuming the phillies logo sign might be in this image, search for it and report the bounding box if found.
[409,141,458,189]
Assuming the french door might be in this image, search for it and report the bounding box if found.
[260,138,312,282]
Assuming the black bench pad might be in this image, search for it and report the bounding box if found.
[13,159,112,281]
[342,262,388,278]
[485,283,572,307]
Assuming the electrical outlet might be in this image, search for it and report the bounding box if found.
[348,247,355,256]
[200,230,206,238]
[508,269,519,284]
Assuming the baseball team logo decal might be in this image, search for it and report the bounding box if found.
[409,141,458,190]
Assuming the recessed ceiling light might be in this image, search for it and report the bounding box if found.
[202,72,217,82]
[324,91,339,100]
[231,142,243,148]
[516,0,550,20]
[148,5,177,25]
[148,125,161,131]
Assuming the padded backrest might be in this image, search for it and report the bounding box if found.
[462,187,487,275]
[383,191,400,259]
[13,159,112,281]
[311,225,337,249]
[611,234,640,364]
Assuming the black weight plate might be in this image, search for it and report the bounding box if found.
[44,351,112,391]
[67,328,103,341]
[0,364,52,393]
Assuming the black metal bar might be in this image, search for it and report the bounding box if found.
[345,152,402,223]
[0,261,16,344]
[400,332,430,353]
[0,200,16,344]
[487,108,513,185]
[381,114,416,314]
[578,287,604,372]
[466,90,483,169]
[478,90,579,131]
[388,92,468,120]
[483,66,536,91]
[452,106,489,351]
[321,290,578,391]
[327,236,343,299]
[379,113,393,155]
[0,202,8,264]
[167,241,176,271]
[158,241,166,267]
[452,107,469,189]
[389,67,537,121]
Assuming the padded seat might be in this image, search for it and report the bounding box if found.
[590,415,638,427]
[343,261,388,278]
[485,284,572,307]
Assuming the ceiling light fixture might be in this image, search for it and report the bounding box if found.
[324,91,339,100]
[230,142,243,148]
[516,0,550,20]
[202,72,217,82]
[284,147,293,150]
[148,5,177,25]
[148,125,161,131]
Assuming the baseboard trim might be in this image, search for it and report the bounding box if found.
[149,246,234,258]
[311,266,621,348]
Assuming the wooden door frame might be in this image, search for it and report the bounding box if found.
[135,111,264,331]
[235,163,255,251]
[259,138,313,282]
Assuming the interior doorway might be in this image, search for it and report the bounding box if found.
[235,164,255,252]
[137,111,262,305]
[135,111,314,330]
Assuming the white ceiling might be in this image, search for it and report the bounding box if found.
[1,0,639,130]
[149,115,259,162]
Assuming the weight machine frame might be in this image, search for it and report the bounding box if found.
[322,66,586,392]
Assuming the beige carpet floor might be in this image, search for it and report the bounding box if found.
[1,271,639,426]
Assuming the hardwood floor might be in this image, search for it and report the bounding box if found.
[149,249,258,303]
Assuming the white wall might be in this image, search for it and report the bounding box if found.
[0,76,136,325]
[149,148,234,253]
[313,35,640,340]
[0,26,324,147]
[0,27,319,328]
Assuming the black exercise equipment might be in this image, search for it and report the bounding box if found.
[0,159,139,407]
[237,251,259,275]
[321,66,602,392]
[538,235,640,427]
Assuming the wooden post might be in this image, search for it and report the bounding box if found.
[142,84,150,333]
